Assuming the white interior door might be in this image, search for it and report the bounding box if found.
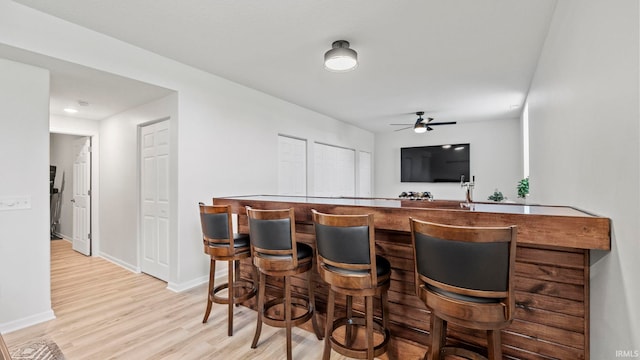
[140,120,170,281]
[278,135,307,196]
[72,137,91,256]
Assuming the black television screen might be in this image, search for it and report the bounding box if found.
[401,143,470,182]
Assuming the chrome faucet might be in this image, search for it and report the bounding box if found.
[460,175,475,206]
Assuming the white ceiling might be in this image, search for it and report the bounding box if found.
[9,0,557,132]
[0,43,174,121]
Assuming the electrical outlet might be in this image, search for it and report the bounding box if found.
[0,196,31,210]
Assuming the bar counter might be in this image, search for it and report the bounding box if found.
[215,195,610,360]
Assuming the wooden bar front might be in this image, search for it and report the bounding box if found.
[215,195,610,360]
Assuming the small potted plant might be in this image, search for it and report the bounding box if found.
[517,177,530,201]
[487,189,505,202]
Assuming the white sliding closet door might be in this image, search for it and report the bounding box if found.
[358,151,372,197]
[278,135,307,196]
[314,143,355,197]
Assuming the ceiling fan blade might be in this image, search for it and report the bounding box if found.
[427,126,434,131]
[394,126,413,131]
[426,117,434,123]
[428,121,457,126]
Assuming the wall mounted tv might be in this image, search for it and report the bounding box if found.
[401,143,470,182]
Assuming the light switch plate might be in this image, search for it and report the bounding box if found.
[0,196,32,210]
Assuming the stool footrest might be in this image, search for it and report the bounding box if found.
[328,316,390,359]
[441,346,488,360]
[211,279,257,305]
[261,296,314,328]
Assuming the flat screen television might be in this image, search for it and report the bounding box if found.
[401,143,470,182]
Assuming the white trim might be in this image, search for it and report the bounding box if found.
[522,102,530,178]
[0,310,56,334]
[97,252,140,274]
[167,276,208,293]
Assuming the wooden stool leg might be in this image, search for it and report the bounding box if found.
[429,315,446,360]
[381,291,389,329]
[202,259,215,323]
[487,330,502,360]
[307,270,323,340]
[234,259,241,307]
[227,260,234,336]
[285,275,293,360]
[251,272,266,348]
[365,296,374,360]
[345,295,354,347]
[323,289,335,360]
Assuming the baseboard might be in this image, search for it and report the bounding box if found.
[167,275,208,293]
[0,309,56,334]
[52,233,71,241]
[97,252,140,274]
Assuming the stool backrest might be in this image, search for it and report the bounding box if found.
[312,210,377,289]
[410,218,517,318]
[199,203,236,257]
[246,207,299,269]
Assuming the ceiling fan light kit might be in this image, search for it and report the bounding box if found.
[414,111,427,133]
[324,40,358,72]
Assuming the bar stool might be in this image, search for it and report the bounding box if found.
[199,203,256,336]
[409,218,517,360]
[312,210,391,360]
[246,207,323,360]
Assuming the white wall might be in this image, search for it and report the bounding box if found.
[0,58,54,332]
[375,117,522,201]
[98,93,178,274]
[527,0,639,356]
[0,0,373,307]
[50,115,100,136]
[49,133,83,239]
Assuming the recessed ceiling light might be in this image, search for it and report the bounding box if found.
[64,108,78,113]
[442,145,452,149]
[454,146,465,151]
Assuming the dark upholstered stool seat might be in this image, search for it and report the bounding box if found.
[427,284,501,304]
[326,255,390,279]
[206,233,250,248]
[256,242,312,260]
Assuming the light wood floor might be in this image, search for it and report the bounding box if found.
[3,240,360,360]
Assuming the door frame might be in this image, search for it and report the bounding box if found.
[49,130,99,256]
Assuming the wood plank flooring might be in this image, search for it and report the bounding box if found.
[3,240,356,359]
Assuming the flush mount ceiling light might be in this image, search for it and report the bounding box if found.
[63,108,78,113]
[324,40,358,72]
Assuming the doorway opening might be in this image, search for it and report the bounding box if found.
[50,132,96,256]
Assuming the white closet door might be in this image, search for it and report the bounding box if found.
[140,120,170,281]
[358,151,372,197]
[314,143,355,197]
[72,136,91,256]
[278,135,307,196]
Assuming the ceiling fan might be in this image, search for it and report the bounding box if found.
[390,111,457,133]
